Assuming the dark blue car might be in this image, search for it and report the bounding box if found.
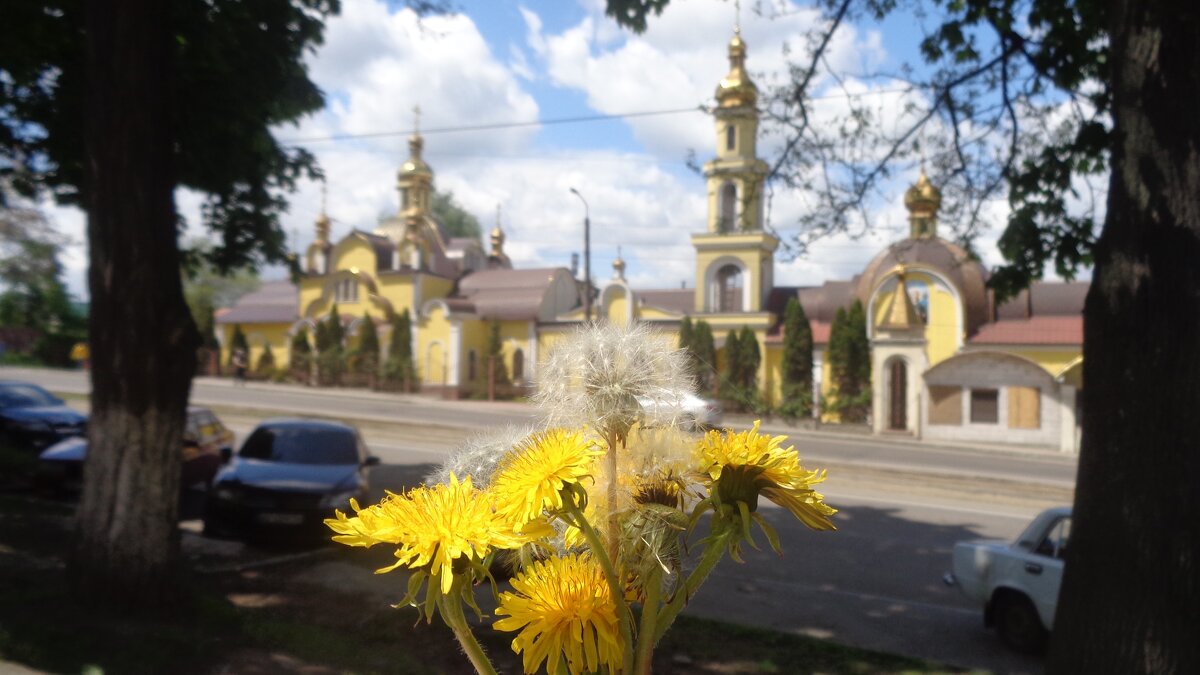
[0,381,87,452]
[203,418,378,539]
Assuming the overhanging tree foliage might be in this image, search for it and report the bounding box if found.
[610,0,1200,668]
[780,297,814,420]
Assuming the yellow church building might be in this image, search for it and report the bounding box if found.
[218,28,1084,453]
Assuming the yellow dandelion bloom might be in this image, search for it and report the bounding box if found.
[490,429,603,527]
[494,553,624,675]
[324,474,551,593]
[696,420,837,531]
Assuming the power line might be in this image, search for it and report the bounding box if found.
[279,107,704,145]
[278,85,918,146]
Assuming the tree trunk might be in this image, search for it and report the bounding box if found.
[71,0,199,610]
[1049,0,1200,670]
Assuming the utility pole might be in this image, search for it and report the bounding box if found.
[569,187,591,322]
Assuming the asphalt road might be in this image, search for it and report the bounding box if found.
[7,366,1066,672]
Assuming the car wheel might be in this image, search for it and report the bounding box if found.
[994,592,1048,654]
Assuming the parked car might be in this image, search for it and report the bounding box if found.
[203,418,378,539]
[637,390,723,430]
[0,380,87,452]
[36,406,235,494]
[944,506,1071,653]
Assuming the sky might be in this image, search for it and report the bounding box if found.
[49,0,1020,301]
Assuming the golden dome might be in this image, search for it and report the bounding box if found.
[612,254,626,278]
[904,171,942,213]
[399,134,432,177]
[716,31,758,109]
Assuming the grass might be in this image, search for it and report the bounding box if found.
[0,493,970,675]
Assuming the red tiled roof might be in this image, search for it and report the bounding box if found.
[969,316,1082,345]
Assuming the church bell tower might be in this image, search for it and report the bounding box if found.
[692,27,777,314]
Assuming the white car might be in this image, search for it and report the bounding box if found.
[944,506,1071,653]
[637,391,723,430]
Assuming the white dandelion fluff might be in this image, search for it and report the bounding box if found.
[424,423,538,488]
[533,322,694,438]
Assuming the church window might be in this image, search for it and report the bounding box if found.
[719,182,737,232]
[401,188,410,210]
[467,350,477,382]
[970,388,999,424]
[716,264,743,312]
[512,348,525,383]
[336,277,358,303]
[726,124,736,151]
[1007,386,1040,429]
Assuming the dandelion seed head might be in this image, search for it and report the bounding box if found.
[425,424,539,488]
[533,322,694,437]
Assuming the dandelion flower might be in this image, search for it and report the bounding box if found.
[494,553,624,675]
[324,474,551,593]
[696,420,837,531]
[490,429,603,526]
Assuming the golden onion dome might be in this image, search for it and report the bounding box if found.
[716,31,758,109]
[399,134,432,177]
[612,255,626,277]
[904,171,942,213]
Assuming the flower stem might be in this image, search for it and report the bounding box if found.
[653,529,731,644]
[634,562,663,675]
[442,578,499,675]
[566,500,635,675]
[604,430,620,565]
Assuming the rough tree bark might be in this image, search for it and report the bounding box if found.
[1049,0,1200,669]
[71,0,200,609]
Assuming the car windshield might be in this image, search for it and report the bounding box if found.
[0,384,61,409]
[238,426,359,465]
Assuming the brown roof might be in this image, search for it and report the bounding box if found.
[216,280,297,325]
[995,281,1088,319]
[634,289,692,315]
[969,316,1082,345]
[454,267,571,321]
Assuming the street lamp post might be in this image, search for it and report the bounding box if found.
[569,187,591,322]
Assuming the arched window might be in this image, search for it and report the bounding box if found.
[719,182,737,232]
[716,264,743,312]
[512,348,525,383]
[725,124,736,151]
[467,350,477,381]
[401,187,410,210]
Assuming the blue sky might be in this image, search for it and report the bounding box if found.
[52,0,1017,300]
